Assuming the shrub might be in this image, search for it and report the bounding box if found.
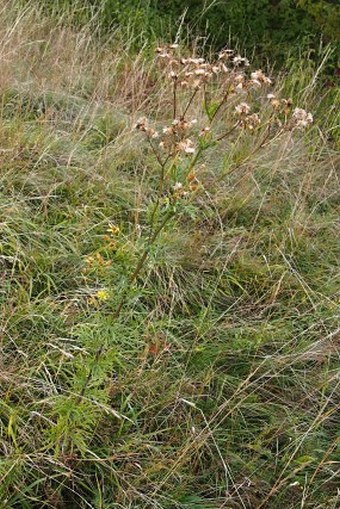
[36,0,339,59]
[297,0,340,40]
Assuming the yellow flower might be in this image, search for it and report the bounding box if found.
[96,290,109,301]
[107,223,120,235]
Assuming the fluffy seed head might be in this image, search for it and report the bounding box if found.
[235,102,251,115]
[292,108,313,128]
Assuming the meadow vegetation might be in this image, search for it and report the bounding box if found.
[39,0,340,63]
[0,1,339,508]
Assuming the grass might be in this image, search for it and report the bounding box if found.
[0,2,339,508]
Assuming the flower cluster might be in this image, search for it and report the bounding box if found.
[243,113,261,131]
[250,69,272,86]
[234,103,261,131]
[155,46,269,93]
[292,108,314,128]
[267,94,293,114]
[135,115,198,155]
[134,117,159,139]
[235,102,251,115]
[133,45,314,204]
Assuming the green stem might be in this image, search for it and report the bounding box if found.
[113,207,175,318]
[77,208,175,402]
[209,85,232,124]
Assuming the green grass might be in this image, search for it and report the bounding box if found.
[0,2,339,508]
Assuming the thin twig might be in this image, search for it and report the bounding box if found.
[216,121,240,142]
[182,87,199,119]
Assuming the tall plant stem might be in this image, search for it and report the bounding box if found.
[77,208,175,402]
[173,80,178,119]
[182,88,199,119]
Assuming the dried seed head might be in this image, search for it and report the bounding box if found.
[177,138,196,154]
[194,68,207,76]
[292,108,313,128]
[162,126,174,135]
[235,82,245,93]
[149,129,159,139]
[134,117,148,131]
[251,79,262,88]
[244,113,261,130]
[235,102,251,115]
[282,98,293,108]
[234,74,245,83]
[250,69,272,85]
[169,71,178,80]
[218,49,234,60]
[190,57,205,65]
[233,55,250,67]
[155,47,171,59]
[269,96,281,109]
